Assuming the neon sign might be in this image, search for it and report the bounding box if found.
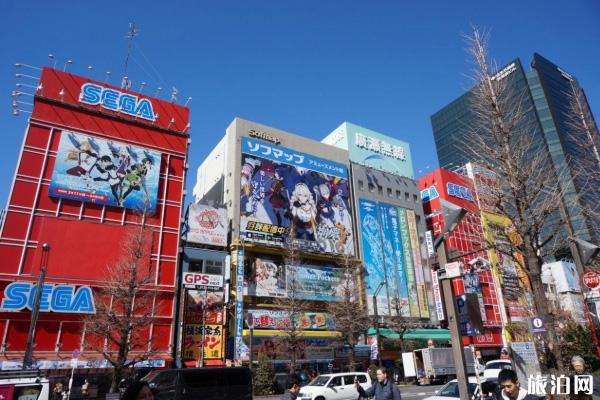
[79,83,155,121]
[1,282,96,314]
[447,182,474,202]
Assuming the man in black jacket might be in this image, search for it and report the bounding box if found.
[281,378,300,400]
[355,367,402,400]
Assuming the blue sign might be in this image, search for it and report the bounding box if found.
[420,186,439,202]
[234,249,245,359]
[530,316,546,333]
[446,182,474,202]
[379,204,398,314]
[384,204,410,317]
[1,282,95,314]
[241,137,348,177]
[79,83,156,121]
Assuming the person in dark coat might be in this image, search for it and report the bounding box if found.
[355,367,401,400]
[281,378,300,400]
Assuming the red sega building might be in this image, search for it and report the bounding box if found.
[0,67,189,369]
[419,168,504,359]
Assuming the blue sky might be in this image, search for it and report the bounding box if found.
[2,1,599,207]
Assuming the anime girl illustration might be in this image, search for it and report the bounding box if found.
[289,182,317,241]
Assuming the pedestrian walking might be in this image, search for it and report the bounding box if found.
[81,379,90,399]
[354,366,401,400]
[280,378,300,400]
[497,369,542,400]
[569,356,593,400]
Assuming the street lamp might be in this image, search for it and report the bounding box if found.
[433,203,470,400]
[372,281,387,367]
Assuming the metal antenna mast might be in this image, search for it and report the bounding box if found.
[123,22,139,87]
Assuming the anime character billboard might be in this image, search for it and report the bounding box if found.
[239,137,354,255]
[49,131,161,211]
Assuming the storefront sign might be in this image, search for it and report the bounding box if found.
[425,230,435,257]
[246,309,335,330]
[431,270,445,321]
[182,272,223,289]
[239,137,354,255]
[248,129,280,144]
[583,272,600,289]
[183,324,224,360]
[186,204,227,247]
[472,331,503,347]
[235,249,245,359]
[354,131,406,160]
[1,282,95,314]
[447,182,474,202]
[79,83,155,121]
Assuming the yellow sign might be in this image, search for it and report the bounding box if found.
[183,324,224,360]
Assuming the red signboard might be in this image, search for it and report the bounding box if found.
[472,331,503,347]
[583,272,600,289]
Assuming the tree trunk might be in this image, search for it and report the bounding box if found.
[349,344,356,372]
[110,366,122,393]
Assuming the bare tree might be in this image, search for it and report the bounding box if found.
[272,239,310,373]
[459,28,577,371]
[385,298,424,354]
[326,255,370,371]
[83,217,158,392]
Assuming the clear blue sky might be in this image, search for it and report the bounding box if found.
[2,1,599,207]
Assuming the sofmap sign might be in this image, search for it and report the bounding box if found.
[1,282,95,314]
[79,83,156,121]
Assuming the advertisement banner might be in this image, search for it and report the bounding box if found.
[182,272,224,289]
[358,199,389,315]
[398,208,420,317]
[431,270,445,321]
[463,271,487,322]
[186,204,227,247]
[247,337,335,362]
[184,289,225,325]
[386,205,410,317]
[182,324,224,360]
[244,257,287,298]
[235,249,245,359]
[247,309,335,331]
[288,263,346,302]
[240,137,354,255]
[379,203,399,315]
[49,131,161,211]
[406,209,429,318]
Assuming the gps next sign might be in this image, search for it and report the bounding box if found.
[79,83,155,121]
[1,282,95,314]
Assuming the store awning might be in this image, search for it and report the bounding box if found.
[243,329,341,338]
[367,328,451,341]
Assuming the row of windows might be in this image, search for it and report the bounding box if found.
[356,179,419,203]
[188,259,224,275]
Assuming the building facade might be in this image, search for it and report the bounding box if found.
[419,168,504,358]
[195,118,356,371]
[0,67,189,370]
[431,54,599,246]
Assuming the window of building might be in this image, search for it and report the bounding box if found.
[368,183,375,192]
[358,180,364,191]
[405,192,410,201]
[387,188,393,197]
[189,260,203,272]
[205,259,223,275]
[377,186,383,195]
[413,194,418,203]
[396,190,401,199]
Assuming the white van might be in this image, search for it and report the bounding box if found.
[0,371,50,400]
[297,372,372,400]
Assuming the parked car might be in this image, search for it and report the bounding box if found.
[297,372,371,400]
[483,359,512,380]
[422,376,484,400]
[142,367,252,400]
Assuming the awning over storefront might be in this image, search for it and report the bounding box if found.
[242,329,341,338]
[367,328,451,341]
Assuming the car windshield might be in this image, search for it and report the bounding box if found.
[308,375,331,386]
[486,362,511,370]
[438,382,477,397]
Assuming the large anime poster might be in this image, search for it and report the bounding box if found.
[49,131,161,211]
[240,137,354,255]
[406,209,429,318]
[383,205,410,317]
[379,204,399,315]
[244,256,287,298]
[359,199,389,316]
[397,208,421,317]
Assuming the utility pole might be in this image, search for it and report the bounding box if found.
[373,281,386,367]
[23,243,50,369]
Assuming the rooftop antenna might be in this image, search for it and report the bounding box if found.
[48,54,56,68]
[138,82,146,93]
[63,59,73,72]
[184,97,192,106]
[154,86,162,97]
[123,22,139,84]
[104,71,111,84]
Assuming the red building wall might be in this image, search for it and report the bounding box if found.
[0,67,189,367]
[419,169,503,354]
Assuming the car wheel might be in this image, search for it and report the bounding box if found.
[315,396,325,400]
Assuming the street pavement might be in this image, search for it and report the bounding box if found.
[254,384,444,400]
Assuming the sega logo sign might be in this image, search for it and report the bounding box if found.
[447,182,474,202]
[1,282,95,314]
[79,83,155,121]
[182,272,223,288]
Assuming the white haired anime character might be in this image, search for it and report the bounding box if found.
[289,182,317,241]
